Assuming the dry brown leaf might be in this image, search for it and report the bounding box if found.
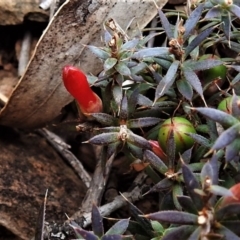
[0,0,167,129]
[0,126,87,240]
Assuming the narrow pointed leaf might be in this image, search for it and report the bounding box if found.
[181,148,193,164]
[177,196,198,214]
[128,117,161,128]
[148,178,172,193]
[183,68,204,99]
[144,211,198,224]
[158,9,174,39]
[229,4,240,18]
[183,3,204,40]
[104,58,118,71]
[128,89,139,115]
[127,142,143,159]
[131,47,169,59]
[112,84,123,108]
[217,224,240,239]
[204,6,221,19]
[209,185,235,198]
[188,227,201,240]
[184,59,224,71]
[176,79,193,101]
[182,163,203,210]
[186,133,211,148]
[221,221,240,236]
[162,226,196,240]
[184,27,214,58]
[209,152,220,185]
[225,138,240,162]
[137,94,153,107]
[105,219,130,235]
[201,162,214,184]
[144,149,168,174]
[216,204,240,221]
[211,123,240,150]
[173,183,183,210]
[70,221,98,240]
[121,38,139,51]
[231,94,240,117]
[155,61,179,101]
[120,94,128,120]
[131,62,148,75]
[87,45,111,60]
[193,107,239,127]
[115,62,131,76]
[88,132,119,145]
[102,235,122,240]
[92,204,104,237]
[127,131,151,150]
[107,141,121,158]
[222,14,231,40]
[90,113,117,126]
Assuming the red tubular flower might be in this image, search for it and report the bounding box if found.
[62,65,102,115]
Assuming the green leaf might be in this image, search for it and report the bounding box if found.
[144,150,168,174]
[115,62,131,76]
[130,62,148,75]
[92,204,104,237]
[176,79,193,101]
[177,196,198,214]
[162,226,196,240]
[193,107,239,128]
[131,47,169,59]
[154,61,179,101]
[87,45,111,60]
[225,138,240,162]
[211,123,240,150]
[105,219,129,235]
[144,211,198,225]
[183,3,204,40]
[104,58,118,71]
[188,227,201,240]
[172,183,183,210]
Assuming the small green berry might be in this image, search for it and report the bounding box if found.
[158,117,196,154]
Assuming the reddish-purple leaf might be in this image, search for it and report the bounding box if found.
[145,211,198,224]
[225,138,240,162]
[204,6,221,19]
[229,4,240,18]
[92,204,104,237]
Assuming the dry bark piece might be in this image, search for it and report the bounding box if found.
[0,0,49,25]
[0,0,168,129]
[0,126,86,240]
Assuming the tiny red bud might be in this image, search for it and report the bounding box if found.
[62,65,102,115]
[219,183,240,208]
[148,140,167,162]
